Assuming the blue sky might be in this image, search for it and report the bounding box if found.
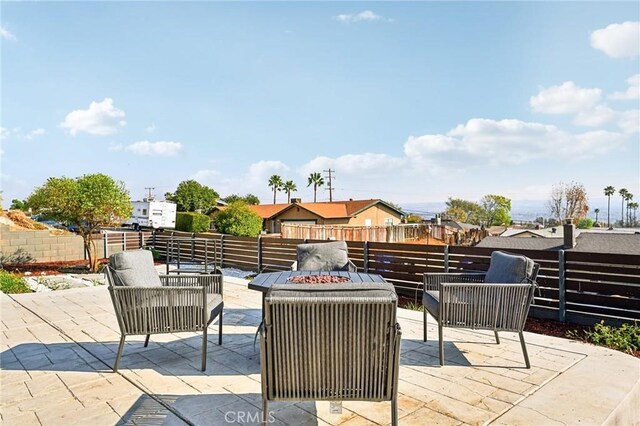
[1,2,639,211]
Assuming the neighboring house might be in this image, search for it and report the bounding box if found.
[247,199,404,234]
[477,223,640,255]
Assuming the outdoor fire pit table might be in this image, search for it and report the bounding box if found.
[248,271,389,313]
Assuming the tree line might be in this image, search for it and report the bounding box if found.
[267,172,325,204]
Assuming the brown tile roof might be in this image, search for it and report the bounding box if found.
[247,199,402,220]
[247,203,291,219]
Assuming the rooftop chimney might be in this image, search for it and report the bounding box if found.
[563,219,576,249]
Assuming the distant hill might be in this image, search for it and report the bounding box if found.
[401,198,623,222]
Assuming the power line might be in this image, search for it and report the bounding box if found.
[324,169,335,202]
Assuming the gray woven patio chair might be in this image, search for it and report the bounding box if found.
[260,282,401,425]
[105,249,223,372]
[423,250,539,368]
[291,240,357,272]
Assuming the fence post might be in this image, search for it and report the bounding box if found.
[257,235,263,272]
[363,241,369,273]
[219,234,225,268]
[103,232,108,259]
[122,232,126,252]
[558,250,567,323]
[152,230,156,248]
[139,231,144,248]
[443,245,449,273]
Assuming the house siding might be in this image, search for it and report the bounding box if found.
[349,205,402,226]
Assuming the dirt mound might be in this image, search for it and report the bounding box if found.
[1,210,47,230]
[0,210,69,235]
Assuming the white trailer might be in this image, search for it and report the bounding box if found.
[124,200,177,230]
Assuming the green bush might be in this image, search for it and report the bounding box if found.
[0,270,31,294]
[567,321,639,355]
[212,201,263,237]
[577,218,594,229]
[176,212,211,233]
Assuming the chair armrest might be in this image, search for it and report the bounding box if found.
[423,272,486,291]
[159,274,223,295]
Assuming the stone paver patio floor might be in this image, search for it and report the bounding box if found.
[1,276,638,425]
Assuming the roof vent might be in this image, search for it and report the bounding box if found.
[291,198,301,204]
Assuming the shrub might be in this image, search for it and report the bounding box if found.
[577,218,594,229]
[0,248,35,267]
[567,321,639,355]
[405,214,423,224]
[212,202,263,237]
[0,270,31,294]
[176,212,211,233]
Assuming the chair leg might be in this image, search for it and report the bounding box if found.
[201,326,208,372]
[391,392,398,426]
[262,398,268,424]
[494,330,500,345]
[218,310,223,346]
[423,308,428,342]
[113,335,126,373]
[144,334,151,347]
[438,323,444,366]
[519,331,531,369]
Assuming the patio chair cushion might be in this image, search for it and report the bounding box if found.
[484,251,534,284]
[296,241,350,272]
[109,249,162,288]
[422,290,440,319]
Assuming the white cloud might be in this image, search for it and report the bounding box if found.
[572,105,616,127]
[300,153,405,178]
[617,110,640,134]
[404,118,628,167]
[123,140,183,157]
[25,128,45,140]
[530,82,602,114]
[246,160,290,184]
[336,10,384,23]
[610,74,640,100]
[60,98,126,136]
[0,26,16,41]
[0,127,46,140]
[590,21,640,58]
[146,124,156,133]
[191,169,220,182]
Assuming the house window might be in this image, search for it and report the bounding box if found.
[384,218,394,226]
[142,209,147,216]
[365,219,372,227]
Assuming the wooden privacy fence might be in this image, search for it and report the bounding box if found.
[281,223,430,243]
[148,231,640,326]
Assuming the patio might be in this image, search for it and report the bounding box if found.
[1,275,638,425]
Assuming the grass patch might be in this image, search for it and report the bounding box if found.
[0,270,32,294]
[567,321,640,356]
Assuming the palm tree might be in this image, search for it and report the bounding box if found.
[594,208,600,225]
[604,186,615,228]
[283,180,297,204]
[619,188,628,226]
[625,192,633,226]
[268,175,284,205]
[307,172,325,203]
[629,201,639,226]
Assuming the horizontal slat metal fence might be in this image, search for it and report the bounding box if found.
[147,231,640,325]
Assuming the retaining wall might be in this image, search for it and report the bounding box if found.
[0,225,84,262]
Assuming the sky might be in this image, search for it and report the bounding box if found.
[1,2,639,212]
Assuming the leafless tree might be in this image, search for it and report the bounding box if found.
[548,182,589,223]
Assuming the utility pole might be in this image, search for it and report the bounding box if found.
[145,187,155,201]
[324,169,335,202]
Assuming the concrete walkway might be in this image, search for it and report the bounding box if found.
[1,277,638,425]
